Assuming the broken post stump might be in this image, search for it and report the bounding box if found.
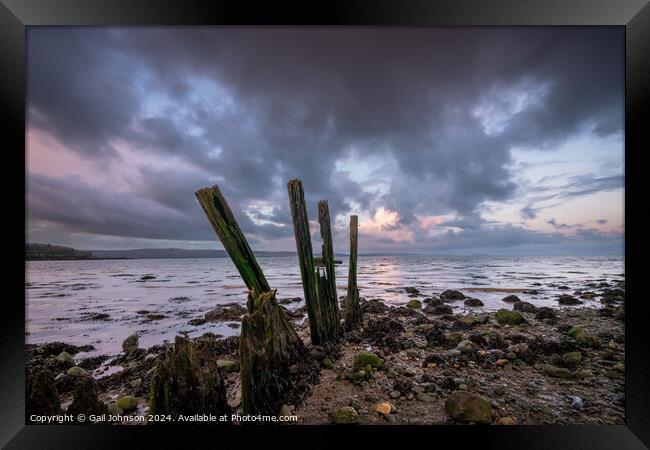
[287,179,340,345]
[149,335,231,419]
[344,215,361,330]
[196,184,317,415]
[241,289,318,415]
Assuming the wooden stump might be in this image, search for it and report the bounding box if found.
[240,289,318,415]
[318,200,341,341]
[344,215,362,330]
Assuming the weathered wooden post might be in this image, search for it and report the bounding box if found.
[344,215,361,330]
[318,200,341,339]
[287,179,340,345]
[195,185,317,415]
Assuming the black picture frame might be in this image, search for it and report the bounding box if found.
[2,0,648,448]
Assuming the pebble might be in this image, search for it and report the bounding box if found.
[376,402,393,415]
[570,396,584,410]
[415,392,435,403]
[389,390,401,399]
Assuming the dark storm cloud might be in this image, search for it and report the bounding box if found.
[26,27,624,251]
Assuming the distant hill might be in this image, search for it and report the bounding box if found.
[26,243,92,260]
[26,243,297,260]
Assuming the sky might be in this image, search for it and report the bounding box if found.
[26,27,624,255]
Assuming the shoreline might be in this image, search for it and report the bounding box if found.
[25,278,625,425]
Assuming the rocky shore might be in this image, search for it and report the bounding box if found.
[25,277,625,425]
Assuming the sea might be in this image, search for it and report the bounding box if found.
[25,255,624,358]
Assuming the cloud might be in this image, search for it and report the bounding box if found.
[26,27,624,253]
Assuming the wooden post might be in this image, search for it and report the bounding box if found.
[344,215,361,330]
[195,185,317,415]
[287,179,323,344]
[195,185,270,296]
[318,200,341,339]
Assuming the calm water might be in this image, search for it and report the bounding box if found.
[26,255,623,357]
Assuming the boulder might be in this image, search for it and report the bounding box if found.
[329,406,359,424]
[464,297,484,307]
[495,309,524,325]
[562,351,582,366]
[56,351,75,366]
[543,365,573,379]
[404,287,420,295]
[440,290,465,301]
[513,301,537,313]
[425,304,453,315]
[502,295,521,303]
[445,390,492,424]
[66,366,90,377]
[122,334,139,353]
[354,351,383,370]
[535,307,556,320]
[558,295,582,305]
[406,299,422,309]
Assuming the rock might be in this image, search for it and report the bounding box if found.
[497,416,517,425]
[613,392,625,406]
[456,340,475,354]
[440,290,465,301]
[354,352,383,370]
[613,363,625,373]
[279,404,293,417]
[570,396,584,410]
[455,315,485,328]
[535,307,556,320]
[424,297,443,306]
[405,287,420,295]
[205,304,247,321]
[116,395,138,413]
[55,351,75,365]
[496,359,510,367]
[464,297,484,307]
[495,309,524,325]
[445,331,464,345]
[502,295,521,303]
[310,348,327,361]
[513,301,537,313]
[361,299,389,314]
[68,377,108,419]
[321,358,334,369]
[416,392,435,403]
[140,275,156,280]
[576,333,601,348]
[389,390,401,399]
[376,402,394,415]
[406,299,422,309]
[425,304,453,315]
[122,334,139,353]
[568,326,586,339]
[562,351,582,366]
[445,390,492,424]
[329,406,359,424]
[558,294,582,305]
[108,403,123,415]
[216,359,240,373]
[543,365,573,379]
[66,366,90,377]
[523,289,539,295]
[26,370,61,419]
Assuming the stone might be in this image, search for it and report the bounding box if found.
[216,359,240,373]
[440,290,465,301]
[354,351,383,370]
[497,416,517,425]
[445,331,464,344]
[496,359,510,367]
[376,402,394,415]
[576,333,601,348]
[122,334,139,353]
[329,406,359,424]
[568,326,586,339]
[502,295,521,303]
[495,309,524,325]
[116,395,138,413]
[558,294,582,305]
[321,357,334,369]
[513,301,537,313]
[406,299,422,309]
[570,396,584,410]
[56,351,75,365]
[535,307,556,320]
[416,392,435,403]
[543,365,573,379]
[405,287,420,295]
[389,390,401,399]
[456,340,476,354]
[279,404,293,417]
[445,390,492,424]
[464,297,484,307]
[562,351,582,366]
[66,366,90,377]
